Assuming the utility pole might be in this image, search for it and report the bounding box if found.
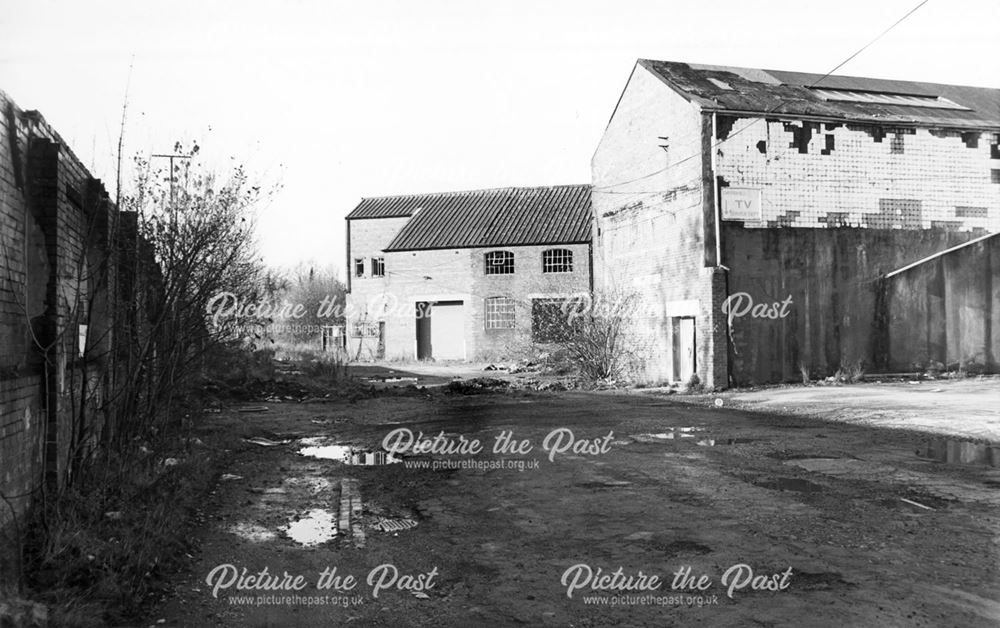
[150,153,192,208]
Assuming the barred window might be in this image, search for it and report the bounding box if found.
[484,296,515,329]
[542,249,573,273]
[351,321,380,337]
[484,250,514,275]
[371,257,385,277]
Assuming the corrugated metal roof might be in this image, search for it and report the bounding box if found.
[639,60,1000,129]
[346,194,425,219]
[351,185,591,251]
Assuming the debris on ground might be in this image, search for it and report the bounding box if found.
[244,436,287,447]
[445,378,511,394]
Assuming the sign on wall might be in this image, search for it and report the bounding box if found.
[721,188,762,221]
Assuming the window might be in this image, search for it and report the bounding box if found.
[371,257,385,277]
[542,249,573,273]
[531,298,581,342]
[484,250,514,275]
[810,88,970,111]
[890,134,905,154]
[484,296,515,329]
[351,321,380,337]
[354,258,364,278]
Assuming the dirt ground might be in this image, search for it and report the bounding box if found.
[150,382,1000,627]
[676,376,1000,442]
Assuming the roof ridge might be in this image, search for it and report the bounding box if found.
[360,183,590,202]
[639,58,1000,92]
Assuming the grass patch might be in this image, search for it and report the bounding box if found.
[22,432,222,626]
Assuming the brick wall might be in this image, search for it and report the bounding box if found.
[714,117,1000,231]
[592,64,727,387]
[1,89,124,585]
[593,64,1000,388]
[346,232,591,361]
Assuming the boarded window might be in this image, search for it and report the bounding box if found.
[542,249,573,273]
[484,296,515,329]
[371,257,385,277]
[531,298,581,342]
[354,258,365,277]
[484,250,514,275]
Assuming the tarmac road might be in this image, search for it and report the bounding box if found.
[154,387,1000,627]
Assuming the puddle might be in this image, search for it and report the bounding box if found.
[229,522,277,542]
[754,477,824,492]
[297,439,401,465]
[917,439,999,467]
[632,428,705,441]
[696,438,757,447]
[284,509,338,546]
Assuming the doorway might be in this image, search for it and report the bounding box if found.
[415,301,466,360]
[672,316,696,382]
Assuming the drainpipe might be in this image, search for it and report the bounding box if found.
[710,112,732,388]
[711,112,722,268]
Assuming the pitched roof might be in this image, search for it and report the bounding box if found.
[638,60,1000,129]
[348,185,591,251]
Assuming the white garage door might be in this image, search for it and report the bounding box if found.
[430,301,465,360]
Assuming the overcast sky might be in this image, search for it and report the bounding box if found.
[2,0,997,272]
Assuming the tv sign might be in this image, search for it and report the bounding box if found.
[721,188,761,221]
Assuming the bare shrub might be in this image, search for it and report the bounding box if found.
[557,292,639,381]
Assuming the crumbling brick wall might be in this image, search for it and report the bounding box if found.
[0,89,152,587]
[714,117,1000,231]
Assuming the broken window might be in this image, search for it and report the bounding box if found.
[321,325,344,351]
[484,296,515,329]
[542,249,573,273]
[351,321,379,337]
[371,257,385,277]
[484,250,514,275]
[531,298,581,342]
[354,258,364,278]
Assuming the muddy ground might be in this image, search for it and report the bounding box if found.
[151,383,1000,627]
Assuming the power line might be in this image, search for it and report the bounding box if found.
[594,0,934,193]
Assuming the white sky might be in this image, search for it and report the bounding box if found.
[2,0,997,272]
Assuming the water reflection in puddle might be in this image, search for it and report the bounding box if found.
[633,428,705,441]
[918,439,998,467]
[696,438,757,447]
[284,509,338,546]
[297,439,401,465]
[755,477,824,492]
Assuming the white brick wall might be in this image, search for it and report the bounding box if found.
[346,217,590,361]
[715,119,1000,230]
[592,64,720,385]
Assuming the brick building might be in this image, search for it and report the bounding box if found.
[593,60,1000,387]
[345,185,592,361]
[1,90,159,582]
